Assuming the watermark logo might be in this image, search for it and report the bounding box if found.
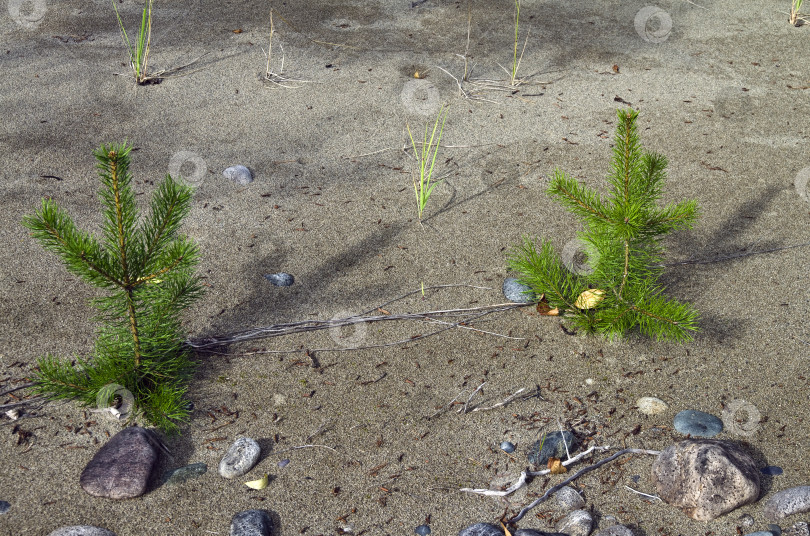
[400,79,441,116]
[95,383,135,421]
[328,311,368,348]
[721,398,760,437]
[8,0,47,30]
[168,151,207,187]
[561,238,599,276]
[794,166,810,204]
[634,6,673,43]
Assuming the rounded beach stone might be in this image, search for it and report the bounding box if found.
[264,272,294,287]
[764,486,810,521]
[637,396,669,415]
[415,525,431,535]
[163,462,207,486]
[80,426,164,500]
[594,526,634,536]
[458,523,503,536]
[503,277,536,304]
[219,437,261,478]
[527,431,578,466]
[673,409,724,437]
[230,509,273,536]
[555,509,592,536]
[556,485,585,512]
[47,527,116,536]
[223,165,253,185]
[0,501,9,514]
[651,439,760,521]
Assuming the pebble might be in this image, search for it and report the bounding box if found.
[0,500,9,514]
[743,532,776,536]
[163,462,207,486]
[230,509,273,536]
[223,165,253,185]
[652,439,760,520]
[80,427,164,500]
[762,466,784,476]
[47,527,116,536]
[637,396,669,415]
[673,409,724,437]
[593,526,634,536]
[500,441,516,453]
[415,525,431,535]
[527,431,578,466]
[739,514,756,527]
[555,509,592,536]
[502,277,537,304]
[219,437,261,479]
[277,459,290,469]
[769,525,783,536]
[786,522,810,536]
[555,486,585,511]
[458,523,503,536]
[264,272,294,287]
[764,486,810,521]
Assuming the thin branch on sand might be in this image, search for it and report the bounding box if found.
[262,10,309,88]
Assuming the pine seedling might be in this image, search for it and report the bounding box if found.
[508,109,700,341]
[22,142,203,433]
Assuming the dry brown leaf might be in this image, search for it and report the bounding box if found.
[535,295,560,316]
[547,457,567,474]
[574,289,605,309]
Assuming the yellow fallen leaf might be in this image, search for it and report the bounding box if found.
[547,457,567,474]
[500,521,512,536]
[574,288,605,309]
[244,474,269,490]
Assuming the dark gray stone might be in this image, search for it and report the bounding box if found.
[80,427,164,499]
[47,527,116,536]
[514,530,567,536]
[673,410,724,437]
[219,437,261,478]
[503,277,537,304]
[458,523,503,536]
[764,486,810,521]
[527,431,578,466]
[652,439,760,521]
[415,525,431,535]
[230,509,273,536]
[264,272,294,287]
[0,501,9,514]
[163,462,207,486]
[224,165,253,185]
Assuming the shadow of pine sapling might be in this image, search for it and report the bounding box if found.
[22,142,204,433]
[507,109,700,341]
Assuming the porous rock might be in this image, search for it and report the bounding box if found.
[47,527,116,536]
[219,437,261,478]
[555,509,592,536]
[785,521,810,536]
[651,439,760,521]
[230,509,273,536]
[80,426,164,499]
[637,396,668,415]
[458,523,503,536]
[764,486,810,521]
[593,525,634,536]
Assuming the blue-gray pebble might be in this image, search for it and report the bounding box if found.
[673,410,724,437]
[278,459,290,469]
[415,525,431,535]
[503,278,536,304]
[223,165,253,185]
[767,524,782,536]
[762,466,783,476]
[742,532,776,536]
[0,501,8,514]
[230,509,273,536]
[458,523,503,536]
[527,431,578,466]
[163,462,207,486]
[500,441,516,453]
[264,272,294,287]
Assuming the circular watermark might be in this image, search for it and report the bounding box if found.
[168,151,207,186]
[96,383,135,421]
[721,399,760,437]
[634,6,673,43]
[561,238,599,276]
[8,0,47,30]
[400,79,441,116]
[794,166,810,204]
[328,311,368,348]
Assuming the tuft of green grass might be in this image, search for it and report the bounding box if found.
[790,0,806,25]
[407,105,449,221]
[111,0,154,84]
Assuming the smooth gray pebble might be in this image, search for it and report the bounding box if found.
[673,409,724,437]
[223,165,253,185]
[264,272,294,287]
[503,277,536,304]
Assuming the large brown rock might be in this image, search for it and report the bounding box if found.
[80,426,165,500]
[651,439,760,521]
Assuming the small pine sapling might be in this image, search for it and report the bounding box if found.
[508,109,700,341]
[22,142,203,433]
